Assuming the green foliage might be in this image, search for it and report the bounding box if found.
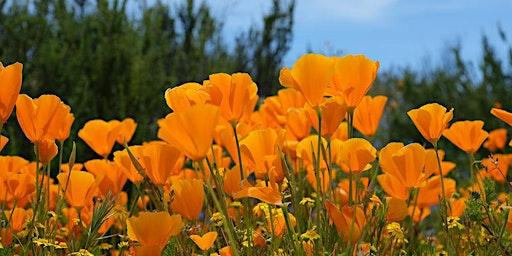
[371,31,512,172]
[0,0,295,160]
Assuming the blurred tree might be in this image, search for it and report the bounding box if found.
[371,29,512,182]
[234,0,295,97]
[0,0,295,161]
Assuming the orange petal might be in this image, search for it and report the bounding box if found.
[190,231,218,251]
[0,62,23,123]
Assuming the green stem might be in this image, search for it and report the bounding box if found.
[408,187,420,248]
[347,108,355,139]
[314,107,324,249]
[348,171,354,205]
[281,204,300,253]
[231,122,253,256]
[231,122,244,178]
[327,139,334,201]
[433,141,451,249]
[198,160,240,256]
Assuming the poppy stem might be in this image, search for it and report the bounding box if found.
[231,122,254,256]
[433,141,452,249]
[408,187,420,248]
[197,160,240,256]
[314,107,324,250]
[27,143,42,251]
[348,171,354,206]
[281,203,300,253]
[469,153,485,199]
[347,108,355,139]
[231,122,244,179]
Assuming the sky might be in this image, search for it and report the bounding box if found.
[207,0,512,72]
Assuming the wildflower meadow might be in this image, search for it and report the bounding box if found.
[1,53,512,256]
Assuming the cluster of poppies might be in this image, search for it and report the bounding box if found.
[1,53,512,255]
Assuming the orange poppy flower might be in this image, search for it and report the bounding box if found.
[264,208,296,237]
[233,169,282,205]
[15,94,70,143]
[6,172,36,200]
[353,95,388,137]
[0,62,23,124]
[223,165,244,197]
[335,177,369,204]
[138,143,182,185]
[286,107,312,140]
[219,246,234,256]
[113,146,144,183]
[407,103,454,144]
[56,171,102,208]
[386,197,408,222]
[55,110,74,142]
[0,135,8,152]
[84,159,127,196]
[0,156,28,179]
[279,53,334,107]
[307,167,335,193]
[206,72,259,124]
[379,142,431,189]
[307,96,347,138]
[190,231,218,251]
[491,107,512,126]
[239,128,285,180]
[4,207,32,232]
[408,206,431,223]
[78,119,124,158]
[448,197,467,217]
[296,135,328,167]
[483,128,507,152]
[480,153,511,183]
[325,201,366,243]
[199,144,231,178]
[335,138,376,173]
[158,103,220,161]
[332,122,348,141]
[424,149,456,176]
[35,139,58,164]
[442,120,489,153]
[170,178,204,221]
[328,55,380,108]
[214,122,251,166]
[165,82,211,113]
[416,175,456,208]
[127,211,183,255]
[377,174,409,200]
[110,118,137,145]
[258,88,306,128]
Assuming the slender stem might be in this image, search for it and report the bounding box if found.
[345,204,358,255]
[408,187,420,247]
[197,160,240,256]
[28,143,42,243]
[469,153,485,200]
[327,139,334,200]
[348,171,354,205]
[230,122,252,256]
[314,107,324,249]
[281,204,300,253]
[347,108,355,139]
[433,142,447,205]
[432,141,451,249]
[231,122,244,178]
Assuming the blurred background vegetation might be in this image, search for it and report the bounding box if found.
[1,0,511,176]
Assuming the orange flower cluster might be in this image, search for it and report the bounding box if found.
[1,53,512,255]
